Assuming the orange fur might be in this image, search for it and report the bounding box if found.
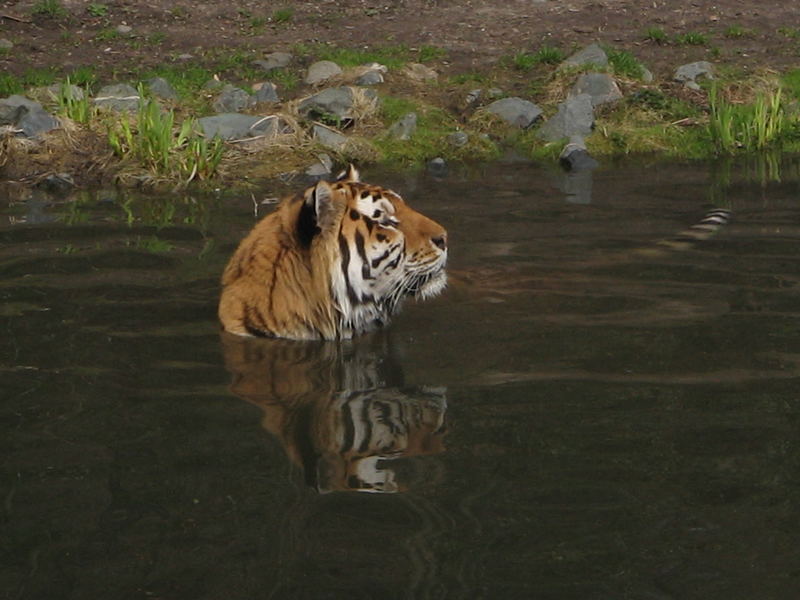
[219,168,447,340]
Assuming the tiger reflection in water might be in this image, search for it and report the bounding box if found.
[221,332,447,493]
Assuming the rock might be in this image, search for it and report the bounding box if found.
[213,84,255,113]
[561,43,608,69]
[641,66,654,83]
[674,61,714,90]
[427,157,448,177]
[116,25,132,35]
[388,112,417,140]
[203,78,224,90]
[486,97,543,129]
[559,138,598,172]
[254,51,293,72]
[305,60,343,85]
[46,83,85,101]
[298,87,356,123]
[487,88,504,99]
[570,72,623,107]
[537,94,595,142]
[313,124,348,150]
[37,172,75,194]
[17,106,60,138]
[198,113,290,141]
[253,82,279,104]
[447,131,469,147]
[146,77,178,100]
[0,95,59,137]
[0,39,13,50]
[93,83,140,112]
[305,153,333,178]
[403,63,438,82]
[466,89,482,106]
[356,70,384,86]
[177,53,194,61]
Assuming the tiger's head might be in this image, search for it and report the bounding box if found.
[219,165,448,340]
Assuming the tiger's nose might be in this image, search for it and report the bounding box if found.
[431,233,447,251]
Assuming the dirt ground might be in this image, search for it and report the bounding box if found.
[2,0,798,82]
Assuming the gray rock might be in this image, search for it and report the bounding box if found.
[486,97,543,129]
[427,157,447,177]
[0,39,13,50]
[559,139,598,172]
[305,60,343,85]
[254,52,293,72]
[388,112,417,140]
[203,78,224,90]
[177,53,194,61]
[466,89,482,106]
[198,113,289,141]
[570,72,622,107]
[313,124,348,150]
[94,83,140,112]
[253,82,279,104]
[447,131,469,147]
[116,25,132,35]
[46,83,85,101]
[487,88,504,99]
[213,84,255,113]
[537,94,595,142]
[298,87,356,122]
[146,77,178,100]
[561,43,608,69]
[674,61,714,90]
[0,95,59,137]
[305,153,333,178]
[356,70,384,86]
[641,66,654,83]
[17,106,60,138]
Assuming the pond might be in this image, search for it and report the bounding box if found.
[2,158,800,599]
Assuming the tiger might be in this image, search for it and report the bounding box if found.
[218,165,448,340]
[221,333,447,493]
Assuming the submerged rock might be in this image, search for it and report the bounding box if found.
[559,139,599,172]
[486,97,542,129]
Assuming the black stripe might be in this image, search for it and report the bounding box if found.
[338,233,360,304]
[358,397,373,453]
[341,395,356,453]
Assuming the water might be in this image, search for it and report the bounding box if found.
[2,160,800,599]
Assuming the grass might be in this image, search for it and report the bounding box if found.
[509,46,564,70]
[31,0,66,18]
[674,32,709,46]
[606,48,646,79]
[108,88,224,183]
[272,8,293,24]
[781,69,800,99]
[56,79,94,124]
[87,3,108,17]
[644,27,668,44]
[724,25,753,38]
[708,84,787,154]
[374,95,498,164]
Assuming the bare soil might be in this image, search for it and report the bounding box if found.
[2,0,798,82]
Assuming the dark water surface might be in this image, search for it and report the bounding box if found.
[2,161,800,599]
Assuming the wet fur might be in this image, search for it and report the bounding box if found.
[219,166,448,340]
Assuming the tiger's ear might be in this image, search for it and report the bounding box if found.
[311,179,339,231]
[335,163,360,183]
